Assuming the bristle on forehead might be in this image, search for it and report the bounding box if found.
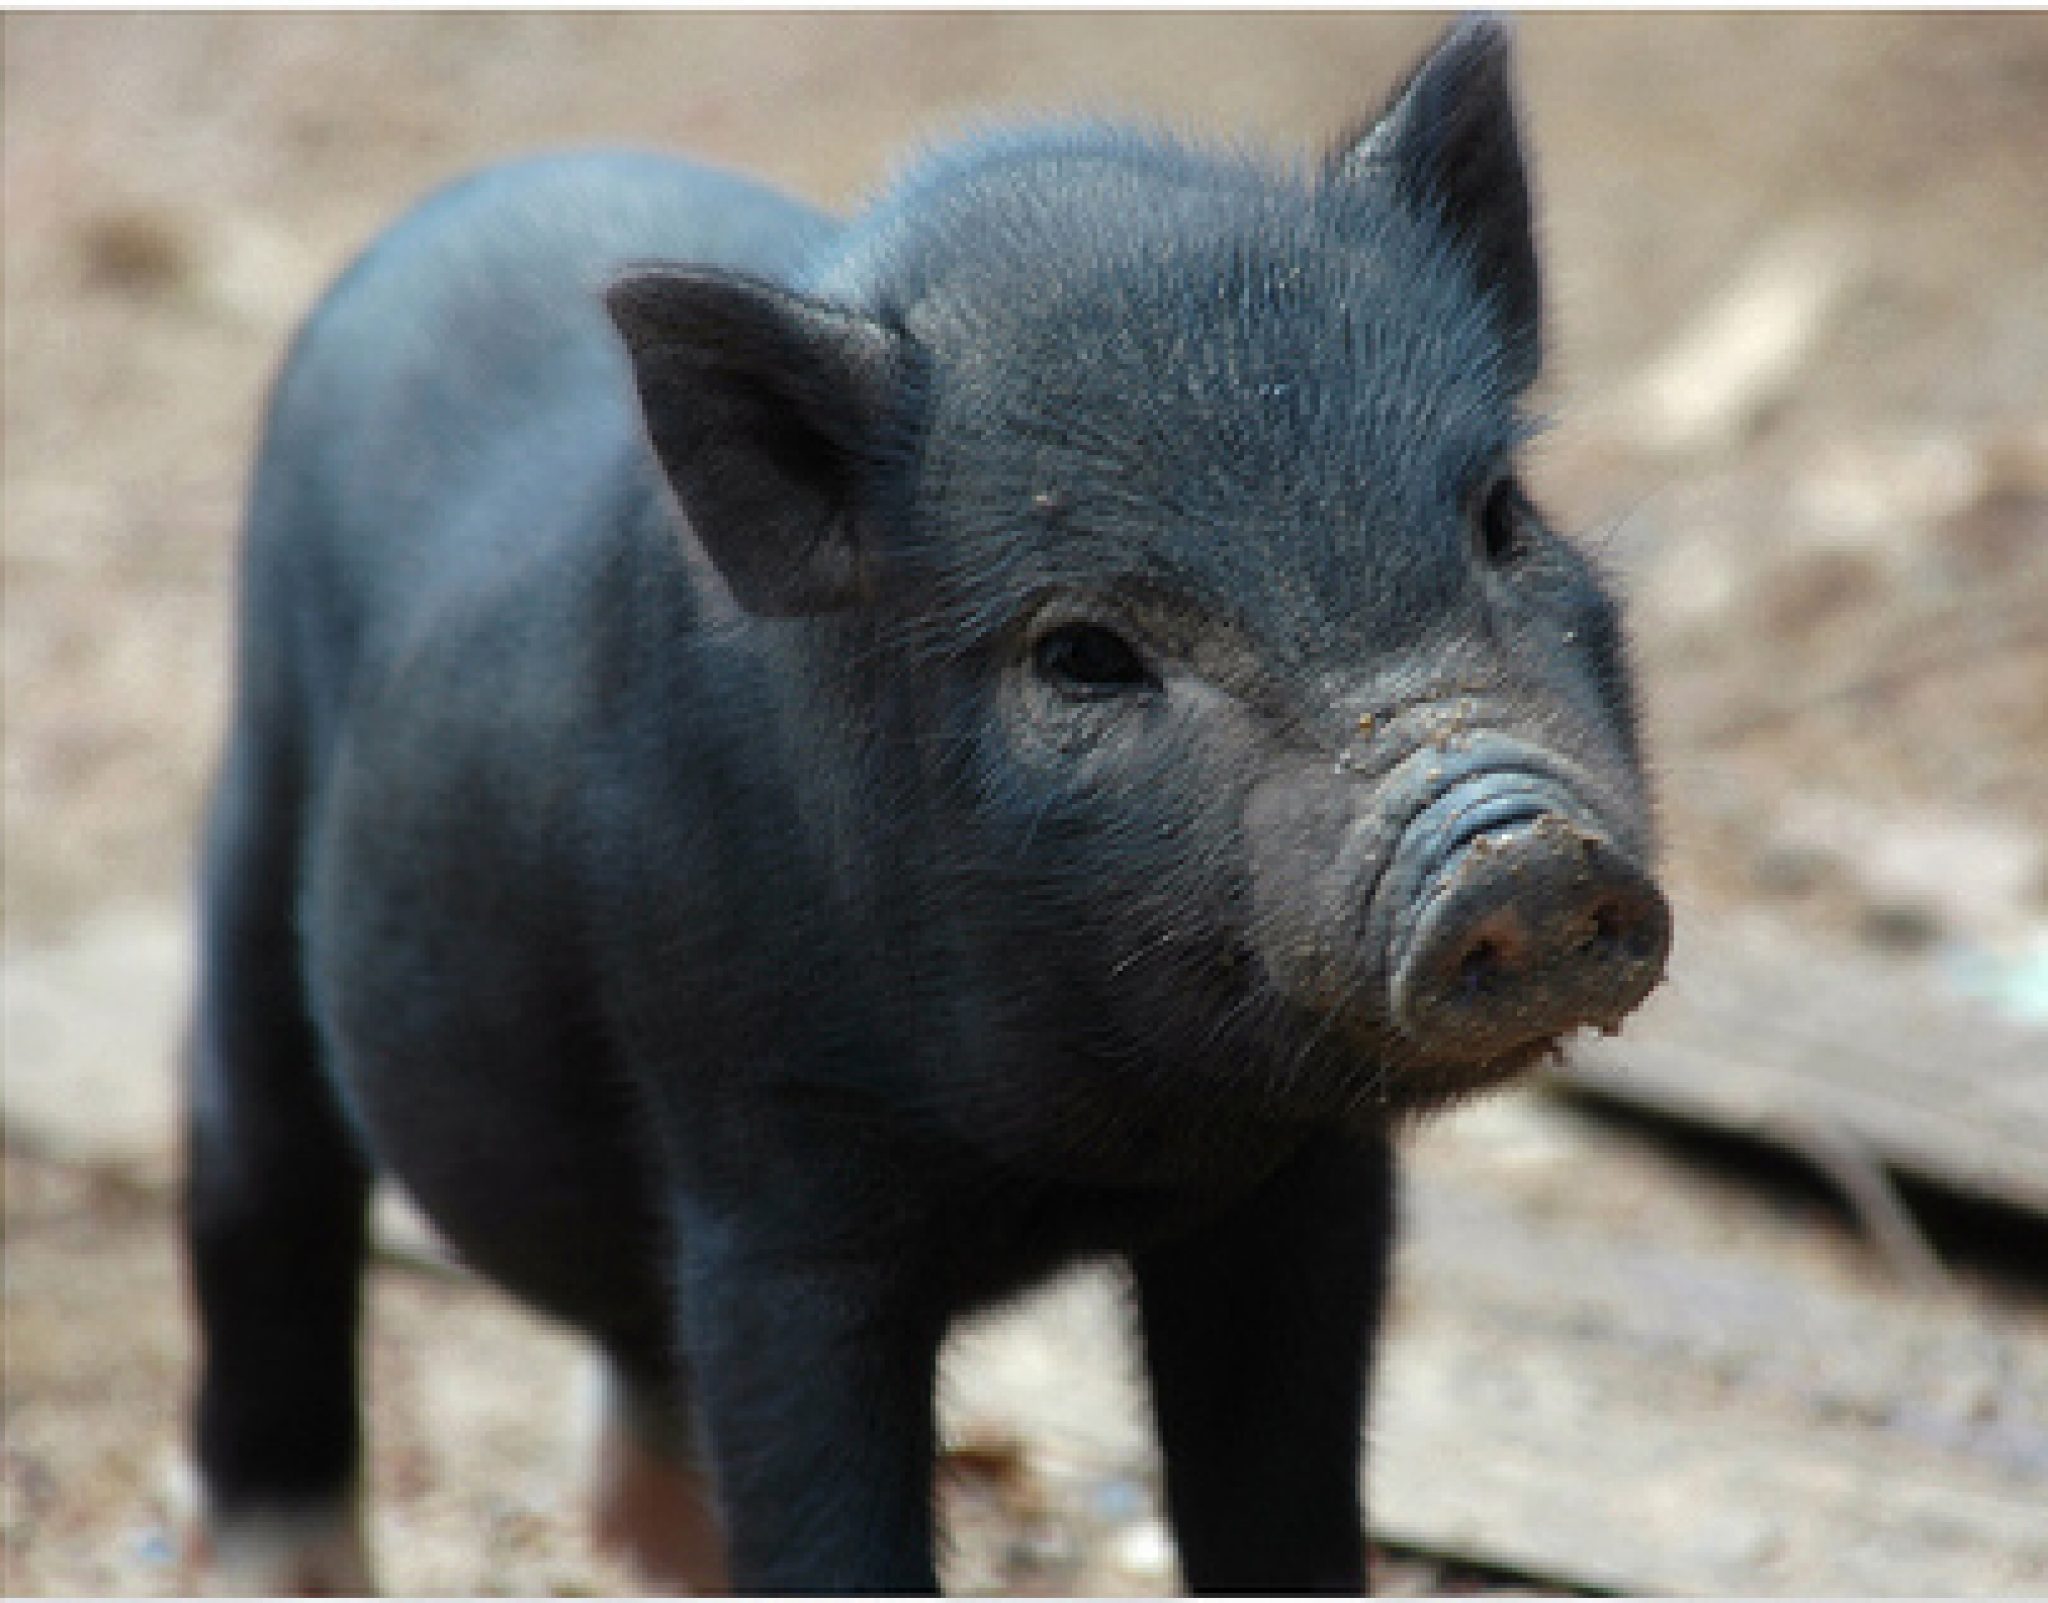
[822,121,1533,651]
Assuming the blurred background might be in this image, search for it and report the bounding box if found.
[5,12,2045,1595]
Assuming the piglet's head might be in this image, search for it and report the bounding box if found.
[608,19,1668,1126]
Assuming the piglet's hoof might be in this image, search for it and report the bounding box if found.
[172,1468,374,1599]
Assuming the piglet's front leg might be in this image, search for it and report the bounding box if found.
[1131,1131,1396,1595]
[676,1210,948,1594]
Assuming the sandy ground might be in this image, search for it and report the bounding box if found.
[6,12,2047,1596]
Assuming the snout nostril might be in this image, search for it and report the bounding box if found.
[1578,895,1665,964]
[1452,911,1531,996]
[1457,938,1507,995]
[1578,899,1626,956]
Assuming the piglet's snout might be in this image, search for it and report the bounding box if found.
[1385,786,1669,1063]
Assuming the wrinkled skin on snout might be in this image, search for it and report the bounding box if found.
[1247,697,1666,1096]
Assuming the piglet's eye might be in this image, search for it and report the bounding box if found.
[1476,476,1533,569]
[1032,623,1154,698]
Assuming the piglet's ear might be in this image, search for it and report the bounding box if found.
[607,267,904,616]
[1328,16,1541,390]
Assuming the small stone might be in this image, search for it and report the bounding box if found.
[1108,1516,1175,1581]
[1858,899,1943,954]
[1750,840,1838,898]
[75,205,197,297]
